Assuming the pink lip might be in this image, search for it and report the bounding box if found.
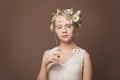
[62,35,69,37]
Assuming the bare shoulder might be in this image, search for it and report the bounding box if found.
[41,49,51,65]
[42,47,55,58]
[83,51,92,64]
[43,50,50,58]
[84,51,91,59]
[44,50,50,55]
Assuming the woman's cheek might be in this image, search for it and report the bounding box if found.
[56,32,61,39]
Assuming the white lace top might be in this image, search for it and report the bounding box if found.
[47,47,86,80]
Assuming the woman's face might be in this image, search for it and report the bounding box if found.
[54,15,75,43]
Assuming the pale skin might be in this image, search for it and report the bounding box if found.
[37,15,92,80]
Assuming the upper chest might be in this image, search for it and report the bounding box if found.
[48,47,85,67]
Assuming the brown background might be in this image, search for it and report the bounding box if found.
[0,0,119,80]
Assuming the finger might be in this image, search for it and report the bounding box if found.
[54,53,60,59]
[48,53,54,59]
[51,53,58,58]
[52,56,58,61]
[48,54,60,63]
[53,53,57,56]
[47,59,57,64]
[51,57,60,63]
[54,53,59,58]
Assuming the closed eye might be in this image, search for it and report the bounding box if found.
[57,26,62,29]
[66,25,72,28]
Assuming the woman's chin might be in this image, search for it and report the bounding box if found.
[60,39,72,43]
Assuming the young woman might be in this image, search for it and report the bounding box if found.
[37,8,92,80]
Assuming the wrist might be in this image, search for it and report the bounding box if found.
[42,64,48,69]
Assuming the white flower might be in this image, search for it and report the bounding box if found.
[55,16,58,21]
[72,14,80,23]
[64,10,66,13]
[68,20,73,24]
[64,8,73,14]
[72,48,80,53]
[67,9,73,14]
[76,10,81,15]
[55,18,63,23]
[56,9,61,14]
[50,24,54,32]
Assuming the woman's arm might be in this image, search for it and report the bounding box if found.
[82,52,92,80]
[37,50,50,80]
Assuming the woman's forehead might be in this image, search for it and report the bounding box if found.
[55,15,71,25]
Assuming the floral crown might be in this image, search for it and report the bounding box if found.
[50,8,81,32]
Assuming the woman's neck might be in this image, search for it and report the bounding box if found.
[58,41,79,50]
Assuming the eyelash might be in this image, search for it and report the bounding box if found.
[58,26,62,29]
[67,25,71,28]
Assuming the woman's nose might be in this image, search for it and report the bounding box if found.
[62,27,68,33]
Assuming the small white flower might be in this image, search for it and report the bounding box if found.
[55,17,65,23]
[67,9,73,14]
[77,48,80,53]
[50,24,54,32]
[72,48,80,53]
[72,14,80,23]
[68,20,73,24]
[55,16,58,21]
[76,10,81,15]
[55,16,61,23]
[56,9,61,14]
[72,48,76,53]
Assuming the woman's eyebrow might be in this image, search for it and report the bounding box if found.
[65,24,71,26]
[56,25,62,26]
[56,25,62,27]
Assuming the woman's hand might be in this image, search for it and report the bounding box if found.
[43,52,61,67]
[37,50,61,80]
